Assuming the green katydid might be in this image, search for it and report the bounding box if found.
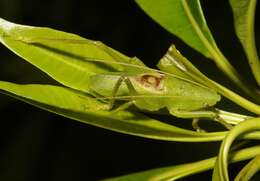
[88,49,225,131]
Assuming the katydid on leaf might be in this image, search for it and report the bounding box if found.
[83,42,228,131]
[5,35,236,131]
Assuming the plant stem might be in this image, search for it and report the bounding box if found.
[234,154,260,181]
[148,146,260,181]
[208,79,260,115]
[216,117,260,180]
[165,45,260,115]
[181,0,260,100]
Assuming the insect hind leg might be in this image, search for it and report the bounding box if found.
[192,118,206,133]
[170,109,233,132]
[109,75,137,112]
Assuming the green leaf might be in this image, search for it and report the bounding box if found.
[103,146,260,181]
[135,0,216,58]
[229,0,260,86]
[0,80,229,142]
[0,18,146,93]
[213,118,260,181]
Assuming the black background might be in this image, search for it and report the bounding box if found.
[0,0,259,180]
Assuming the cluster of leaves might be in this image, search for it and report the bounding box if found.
[0,0,259,180]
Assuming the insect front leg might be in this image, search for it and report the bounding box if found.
[109,75,137,112]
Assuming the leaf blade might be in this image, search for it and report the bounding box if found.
[135,0,215,58]
[0,18,146,93]
[0,80,228,142]
[229,0,260,85]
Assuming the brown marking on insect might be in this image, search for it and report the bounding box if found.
[136,74,165,91]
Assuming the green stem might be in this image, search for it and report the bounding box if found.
[181,0,260,100]
[148,146,260,181]
[208,79,260,115]
[216,117,260,180]
[166,45,260,115]
[234,154,260,181]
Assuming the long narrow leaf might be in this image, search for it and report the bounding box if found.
[135,0,215,58]
[229,0,260,86]
[0,18,145,93]
[0,80,229,142]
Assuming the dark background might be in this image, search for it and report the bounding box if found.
[0,0,259,180]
